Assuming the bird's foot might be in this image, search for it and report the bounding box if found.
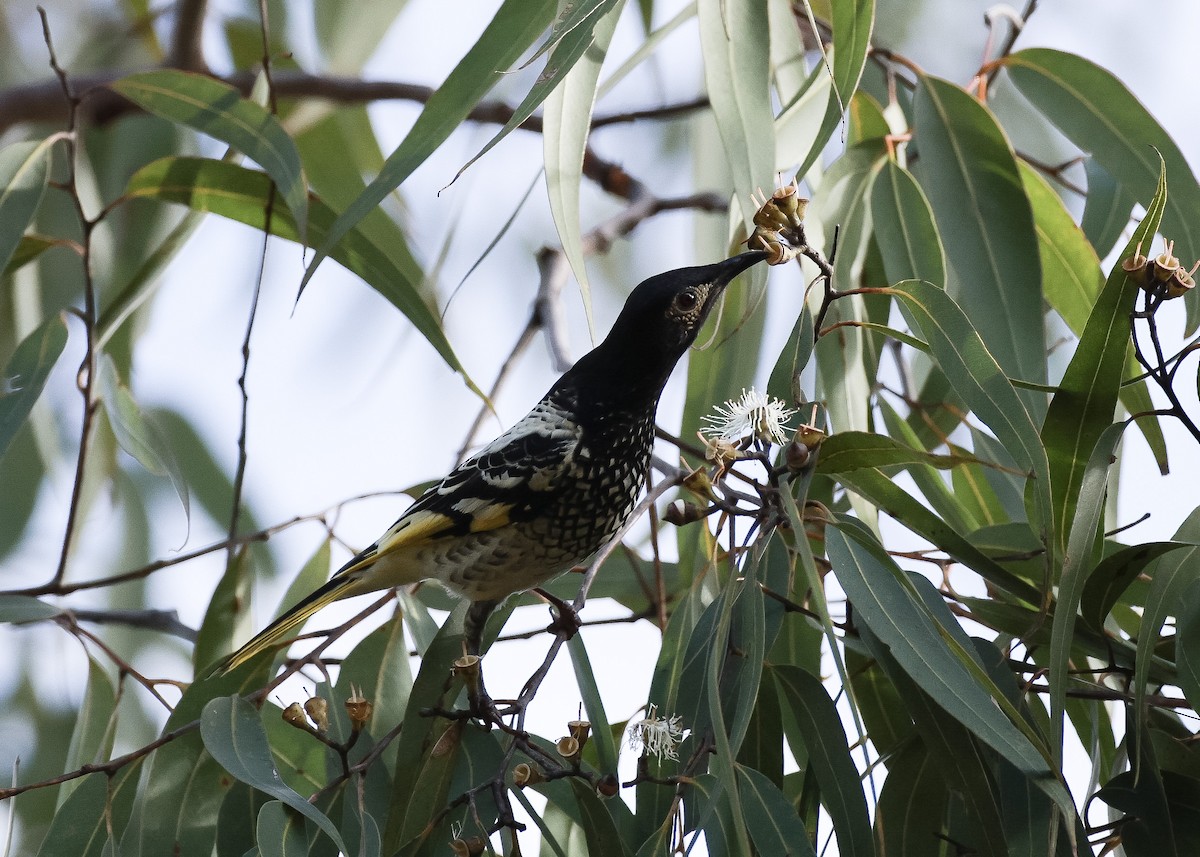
[534,587,581,639]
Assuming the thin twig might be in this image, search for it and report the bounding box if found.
[0,68,713,137]
[39,8,100,593]
[226,4,279,572]
[67,608,198,641]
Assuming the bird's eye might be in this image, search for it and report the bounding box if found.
[674,288,700,312]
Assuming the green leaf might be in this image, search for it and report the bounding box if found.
[1020,159,1168,472]
[543,0,625,338]
[797,0,876,178]
[599,4,695,99]
[58,658,118,806]
[273,538,330,620]
[150,407,273,577]
[772,665,875,856]
[847,90,891,146]
[773,47,834,169]
[698,0,773,224]
[1020,161,1103,327]
[766,304,815,408]
[255,801,308,857]
[568,779,633,857]
[826,524,1074,821]
[1135,508,1200,743]
[123,668,268,857]
[836,466,1040,604]
[96,210,206,350]
[1003,48,1200,333]
[1042,159,1165,558]
[845,647,912,761]
[97,353,190,523]
[200,695,347,854]
[913,75,1045,401]
[876,399,978,535]
[0,136,56,274]
[567,635,618,775]
[297,0,556,297]
[381,606,469,854]
[0,593,61,623]
[1046,422,1127,762]
[888,279,1053,585]
[874,743,951,856]
[110,70,307,240]
[1177,579,1200,715]
[1081,157,1135,261]
[1080,542,1192,634]
[689,773,742,857]
[865,627,1007,857]
[1043,164,1168,760]
[336,609,413,743]
[2,233,62,277]
[194,546,254,672]
[871,158,946,287]
[37,767,140,857]
[0,314,67,461]
[814,429,966,474]
[736,764,817,857]
[314,0,411,73]
[124,156,466,382]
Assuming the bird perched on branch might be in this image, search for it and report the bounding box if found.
[217,250,767,676]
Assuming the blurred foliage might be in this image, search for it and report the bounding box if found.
[3,0,1200,855]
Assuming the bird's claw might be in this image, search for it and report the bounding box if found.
[534,587,581,639]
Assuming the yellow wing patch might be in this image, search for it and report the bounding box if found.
[338,509,457,576]
[466,500,513,532]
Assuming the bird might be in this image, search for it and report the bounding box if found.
[216,250,768,676]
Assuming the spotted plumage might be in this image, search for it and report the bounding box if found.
[216,251,767,673]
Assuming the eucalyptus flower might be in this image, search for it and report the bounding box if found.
[701,387,796,446]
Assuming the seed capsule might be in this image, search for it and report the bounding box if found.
[304,697,329,733]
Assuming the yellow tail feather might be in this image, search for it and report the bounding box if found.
[212,572,363,676]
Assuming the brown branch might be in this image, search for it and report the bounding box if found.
[37,9,101,594]
[224,0,278,573]
[67,608,198,641]
[0,65,711,137]
[0,718,199,802]
[3,491,406,598]
[166,0,209,72]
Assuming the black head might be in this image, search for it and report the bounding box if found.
[561,251,768,408]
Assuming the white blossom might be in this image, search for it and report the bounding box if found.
[627,705,686,761]
[701,387,796,446]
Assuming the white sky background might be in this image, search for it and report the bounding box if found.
[4,0,1200,852]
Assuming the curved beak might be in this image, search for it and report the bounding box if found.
[713,250,769,285]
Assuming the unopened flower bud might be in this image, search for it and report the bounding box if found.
[282,702,308,730]
[664,500,705,526]
[596,773,620,798]
[556,735,581,762]
[304,697,329,733]
[345,685,373,732]
[784,441,811,472]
